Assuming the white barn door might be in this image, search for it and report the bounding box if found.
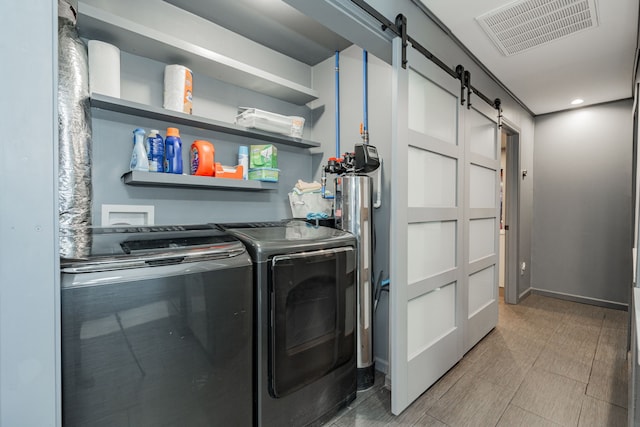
[390,38,464,414]
[390,38,500,414]
[464,104,500,351]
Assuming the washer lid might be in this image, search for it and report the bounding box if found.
[61,224,246,272]
[221,220,355,259]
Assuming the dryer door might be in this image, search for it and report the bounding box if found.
[269,247,356,398]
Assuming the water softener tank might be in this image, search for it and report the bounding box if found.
[335,174,375,390]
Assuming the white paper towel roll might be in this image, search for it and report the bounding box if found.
[88,40,120,98]
[164,64,193,114]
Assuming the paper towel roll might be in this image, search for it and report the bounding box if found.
[87,40,120,98]
[164,64,193,114]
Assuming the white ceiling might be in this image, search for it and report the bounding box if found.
[164,0,638,115]
[419,0,639,115]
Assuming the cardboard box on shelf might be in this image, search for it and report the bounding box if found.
[250,144,278,169]
[248,167,279,182]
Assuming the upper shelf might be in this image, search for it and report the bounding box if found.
[90,94,321,149]
[77,3,319,105]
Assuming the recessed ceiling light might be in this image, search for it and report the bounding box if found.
[571,99,584,105]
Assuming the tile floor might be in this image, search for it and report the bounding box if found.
[322,293,629,427]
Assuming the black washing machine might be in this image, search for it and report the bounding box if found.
[61,225,254,426]
[219,220,357,427]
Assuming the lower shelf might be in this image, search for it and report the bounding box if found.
[122,171,278,191]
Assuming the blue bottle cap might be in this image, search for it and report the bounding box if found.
[239,146,248,155]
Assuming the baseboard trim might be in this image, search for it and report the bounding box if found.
[384,373,391,391]
[530,288,628,311]
[519,287,532,301]
[374,356,388,375]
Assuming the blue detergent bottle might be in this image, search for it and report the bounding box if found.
[164,127,183,174]
[147,129,164,172]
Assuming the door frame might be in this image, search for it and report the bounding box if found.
[501,119,521,305]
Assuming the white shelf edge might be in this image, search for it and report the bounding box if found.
[77,2,319,105]
[122,170,278,191]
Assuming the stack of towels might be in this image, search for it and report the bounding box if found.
[290,180,331,220]
[292,179,322,195]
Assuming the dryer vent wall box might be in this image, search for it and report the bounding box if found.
[101,204,155,226]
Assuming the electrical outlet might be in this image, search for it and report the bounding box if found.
[520,261,526,275]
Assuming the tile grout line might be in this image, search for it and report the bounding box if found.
[585,393,629,410]
[499,362,532,426]
[528,309,604,385]
[576,314,606,427]
[494,300,549,426]
[421,368,468,424]
[585,314,630,411]
[508,402,565,426]
[584,314,605,393]
[497,304,576,426]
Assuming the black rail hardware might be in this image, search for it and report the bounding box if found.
[495,98,503,128]
[395,14,408,69]
[464,70,472,110]
[348,0,501,117]
[456,65,466,106]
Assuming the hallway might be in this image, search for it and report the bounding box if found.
[324,294,629,426]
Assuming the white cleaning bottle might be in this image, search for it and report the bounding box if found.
[238,145,249,180]
[130,127,149,171]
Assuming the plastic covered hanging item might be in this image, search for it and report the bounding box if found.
[58,0,93,259]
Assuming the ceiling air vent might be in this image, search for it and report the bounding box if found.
[476,0,599,56]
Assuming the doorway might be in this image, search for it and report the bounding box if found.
[500,122,521,305]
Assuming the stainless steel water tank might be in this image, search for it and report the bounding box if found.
[335,174,375,390]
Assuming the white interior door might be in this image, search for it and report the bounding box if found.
[390,38,464,414]
[464,105,500,351]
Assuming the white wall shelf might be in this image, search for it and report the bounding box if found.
[122,170,278,191]
[91,94,321,149]
[77,3,319,105]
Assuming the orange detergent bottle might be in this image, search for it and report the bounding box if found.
[190,140,215,176]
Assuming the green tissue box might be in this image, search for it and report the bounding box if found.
[250,144,278,169]
[248,167,279,182]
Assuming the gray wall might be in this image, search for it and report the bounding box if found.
[1,1,59,426]
[93,52,315,225]
[310,45,392,371]
[532,100,633,306]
